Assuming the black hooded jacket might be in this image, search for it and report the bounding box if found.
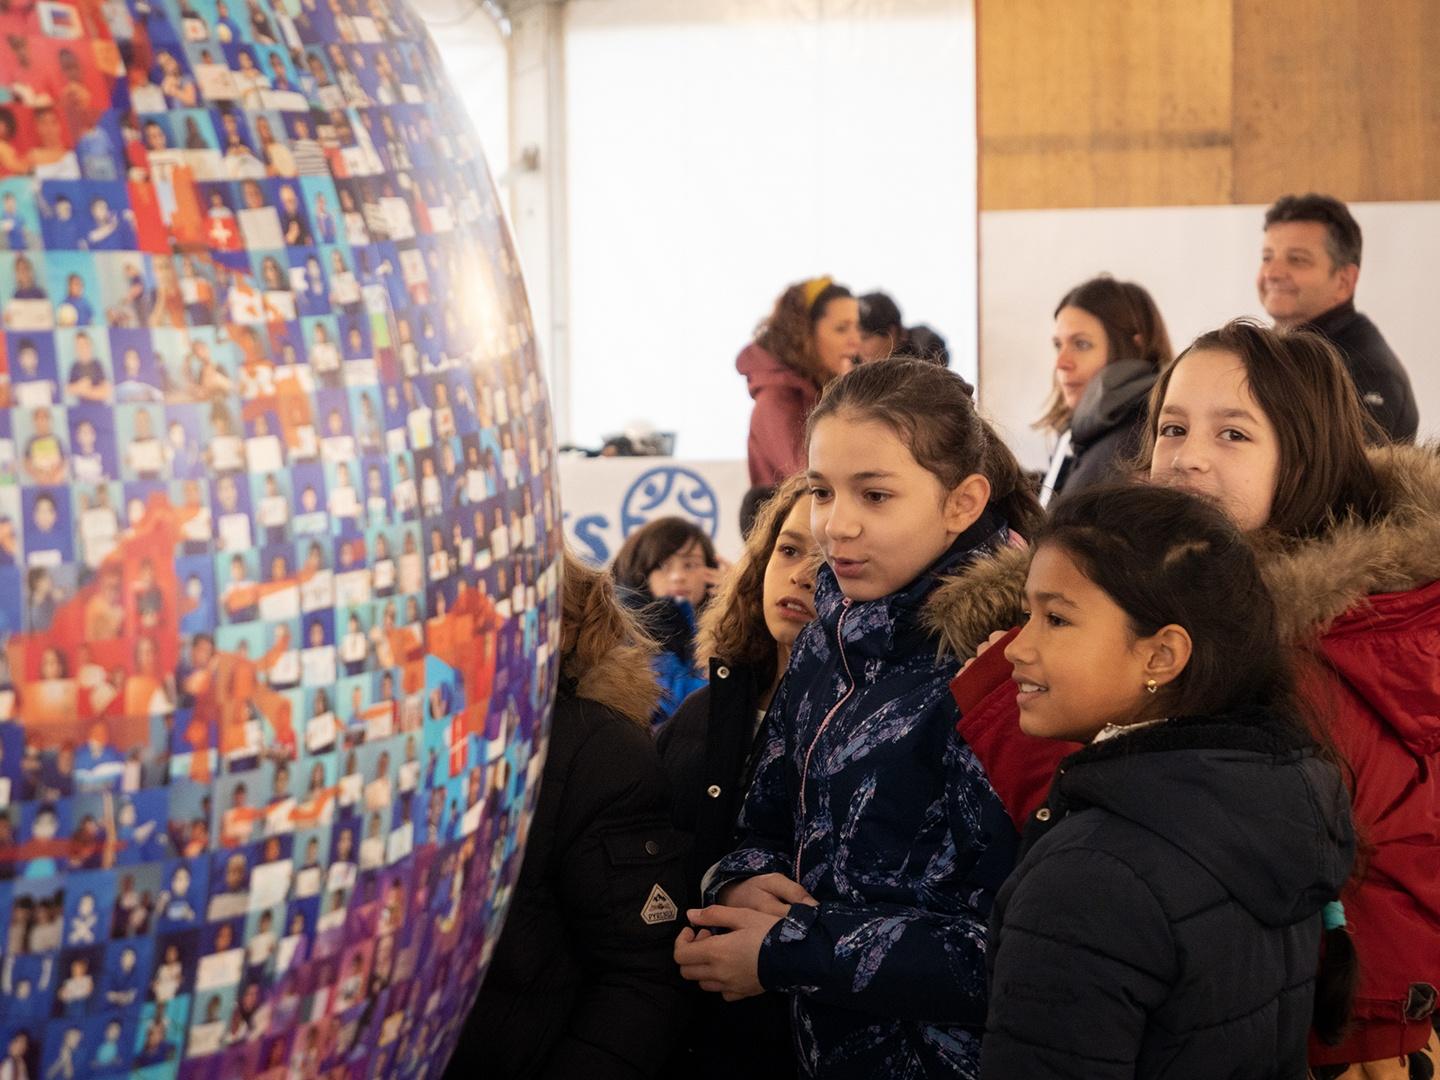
[981,709,1355,1079]
[448,675,688,1079]
[657,661,796,1080]
[1049,359,1156,500]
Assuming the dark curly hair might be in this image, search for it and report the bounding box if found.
[755,279,853,385]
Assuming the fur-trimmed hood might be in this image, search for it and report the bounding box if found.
[925,444,1440,654]
[924,543,1029,661]
[563,642,661,728]
[1258,443,1440,642]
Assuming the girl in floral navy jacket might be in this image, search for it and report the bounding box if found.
[674,359,1044,1079]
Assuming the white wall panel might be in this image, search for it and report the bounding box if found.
[980,202,1440,470]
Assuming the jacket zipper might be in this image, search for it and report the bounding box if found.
[795,598,854,879]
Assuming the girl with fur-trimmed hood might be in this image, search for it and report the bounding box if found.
[1148,322,1439,1077]
[449,549,687,1079]
[954,321,1440,1077]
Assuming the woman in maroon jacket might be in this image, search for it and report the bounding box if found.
[738,277,859,486]
[951,320,1440,1077]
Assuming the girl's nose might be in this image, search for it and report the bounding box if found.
[1004,622,1035,665]
[826,504,859,540]
[1170,441,1204,473]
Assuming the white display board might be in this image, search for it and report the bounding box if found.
[558,455,753,564]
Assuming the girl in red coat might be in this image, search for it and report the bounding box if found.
[1146,321,1439,1076]
[955,319,1439,1077]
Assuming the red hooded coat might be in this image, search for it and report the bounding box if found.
[946,446,1440,1066]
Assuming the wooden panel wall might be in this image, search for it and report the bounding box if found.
[1231,1,1440,204]
[979,0,1440,210]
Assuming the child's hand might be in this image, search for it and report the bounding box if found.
[958,628,1012,674]
[674,905,781,1001]
[702,558,731,595]
[716,873,816,916]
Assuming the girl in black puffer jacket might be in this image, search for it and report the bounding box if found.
[448,550,686,1079]
[982,484,1356,1079]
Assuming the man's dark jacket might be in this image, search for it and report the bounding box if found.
[1304,299,1418,443]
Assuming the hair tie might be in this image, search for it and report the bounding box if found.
[1322,900,1346,931]
[800,276,833,312]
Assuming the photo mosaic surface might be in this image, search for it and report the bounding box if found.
[0,0,563,1075]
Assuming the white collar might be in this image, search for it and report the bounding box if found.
[1092,716,1169,744]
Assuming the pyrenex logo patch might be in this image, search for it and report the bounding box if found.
[641,884,678,925]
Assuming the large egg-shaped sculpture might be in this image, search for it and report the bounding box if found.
[0,1,559,1076]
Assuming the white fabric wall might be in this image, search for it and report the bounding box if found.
[413,0,509,187]
[979,202,1440,471]
[563,0,977,458]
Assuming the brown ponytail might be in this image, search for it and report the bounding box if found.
[978,417,1045,541]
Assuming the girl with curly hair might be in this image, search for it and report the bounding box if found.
[658,474,818,1080]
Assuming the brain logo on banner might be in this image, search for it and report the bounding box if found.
[0,3,561,1077]
[619,465,720,540]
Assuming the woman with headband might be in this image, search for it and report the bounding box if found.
[738,276,859,487]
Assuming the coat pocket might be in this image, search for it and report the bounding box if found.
[598,826,689,931]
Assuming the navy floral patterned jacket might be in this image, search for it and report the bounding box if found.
[705,512,1020,1079]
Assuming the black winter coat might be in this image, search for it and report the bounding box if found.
[449,683,688,1079]
[657,658,768,900]
[981,710,1355,1079]
[1303,300,1418,443]
[657,660,796,1080]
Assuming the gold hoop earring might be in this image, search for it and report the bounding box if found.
[1145,679,1158,695]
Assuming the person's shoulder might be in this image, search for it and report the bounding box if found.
[655,682,711,757]
[550,694,671,820]
[1015,809,1182,916]
[552,692,659,771]
[1325,305,1397,357]
[738,343,810,389]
